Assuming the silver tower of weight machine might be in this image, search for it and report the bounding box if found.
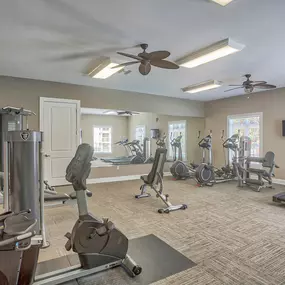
[0,106,57,208]
[0,106,36,206]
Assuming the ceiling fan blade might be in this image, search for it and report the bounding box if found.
[224,87,243,92]
[228,84,243,87]
[254,83,276,89]
[251,81,267,84]
[55,46,135,61]
[146,51,170,60]
[111,61,140,69]
[117,52,142,61]
[151,59,179,69]
[139,63,151,75]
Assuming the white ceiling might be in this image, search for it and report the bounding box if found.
[0,0,284,101]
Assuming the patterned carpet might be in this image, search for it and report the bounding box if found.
[41,178,285,285]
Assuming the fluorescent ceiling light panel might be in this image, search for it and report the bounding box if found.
[88,57,124,79]
[210,0,233,6]
[176,38,244,68]
[104,111,117,115]
[182,80,222,94]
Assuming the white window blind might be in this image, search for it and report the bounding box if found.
[228,112,262,158]
[135,125,146,144]
[93,126,112,153]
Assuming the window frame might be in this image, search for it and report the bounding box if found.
[227,112,263,157]
[135,125,146,144]
[93,125,112,154]
[168,120,187,161]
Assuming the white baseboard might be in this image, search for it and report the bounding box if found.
[87,172,172,184]
[273,178,285,185]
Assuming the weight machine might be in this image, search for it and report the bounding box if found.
[234,150,279,192]
[135,148,187,213]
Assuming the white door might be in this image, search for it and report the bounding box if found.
[40,97,80,186]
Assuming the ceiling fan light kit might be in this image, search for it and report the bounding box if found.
[210,0,234,6]
[182,80,222,94]
[87,57,123,79]
[176,38,244,68]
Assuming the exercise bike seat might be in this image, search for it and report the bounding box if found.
[4,212,36,236]
[66,143,94,191]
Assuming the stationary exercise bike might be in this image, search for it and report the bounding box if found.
[0,131,142,285]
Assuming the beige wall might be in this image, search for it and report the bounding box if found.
[128,113,205,163]
[81,114,128,157]
[205,88,285,179]
[0,76,204,132]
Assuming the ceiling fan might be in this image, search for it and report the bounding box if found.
[225,74,276,93]
[117,111,139,116]
[113,43,179,75]
[103,110,139,116]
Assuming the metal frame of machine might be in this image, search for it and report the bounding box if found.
[135,148,187,213]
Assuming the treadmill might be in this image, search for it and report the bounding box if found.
[107,140,145,165]
[100,139,132,162]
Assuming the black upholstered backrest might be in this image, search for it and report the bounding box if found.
[263,151,275,168]
[65,143,94,191]
[147,148,167,184]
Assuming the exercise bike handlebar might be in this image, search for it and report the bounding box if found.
[0,231,35,248]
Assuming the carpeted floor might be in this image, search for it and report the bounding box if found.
[41,178,285,285]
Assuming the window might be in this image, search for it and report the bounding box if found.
[135,125,146,144]
[93,126,112,153]
[228,113,262,158]
[168,121,187,160]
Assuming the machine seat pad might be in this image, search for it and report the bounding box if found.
[273,192,285,200]
[4,213,36,236]
[140,175,150,185]
[44,193,70,202]
[69,190,92,199]
[248,168,267,175]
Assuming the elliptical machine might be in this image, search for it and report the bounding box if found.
[0,131,142,285]
[195,130,245,186]
[170,131,202,180]
[170,132,183,161]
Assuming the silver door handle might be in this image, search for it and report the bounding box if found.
[44,154,51,157]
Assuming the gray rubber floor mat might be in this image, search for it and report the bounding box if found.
[37,234,196,285]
